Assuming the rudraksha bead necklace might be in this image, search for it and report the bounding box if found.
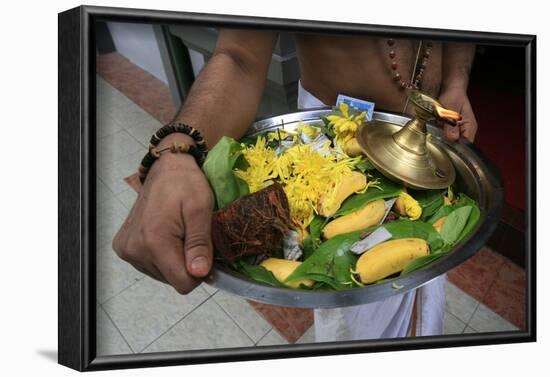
[387,38,433,90]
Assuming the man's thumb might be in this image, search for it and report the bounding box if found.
[183,215,213,278]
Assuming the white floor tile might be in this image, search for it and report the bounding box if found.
[96,242,143,304]
[118,108,162,148]
[96,305,132,356]
[96,177,113,204]
[96,77,135,112]
[213,291,272,343]
[256,329,288,346]
[444,282,479,323]
[295,325,316,344]
[96,110,122,138]
[116,188,138,210]
[97,149,144,194]
[102,278,209,352]
[142,298,254,353]
[443,311,467,335]
[111,101,160,139]
[200,282,218,296]
[97,129,145,169]
[468,303,519,333]
[96,196,128,248]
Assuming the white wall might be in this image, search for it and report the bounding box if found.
[106,22,169,85]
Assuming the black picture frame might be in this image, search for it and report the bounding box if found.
[58,5,536,372]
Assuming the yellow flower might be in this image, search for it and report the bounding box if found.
[266,129,298,143]
[394,191,423,220]
[296,121,320,139]
[234,137,277,193]
[326,102,366,147]
[234,124,366,231]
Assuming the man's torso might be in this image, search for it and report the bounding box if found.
[293,34,443,113]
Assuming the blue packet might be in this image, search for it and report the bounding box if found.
[336,94,375,120]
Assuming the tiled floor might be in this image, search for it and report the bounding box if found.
[95,63,522,356]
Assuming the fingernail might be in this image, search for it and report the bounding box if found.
[191,256,208,272]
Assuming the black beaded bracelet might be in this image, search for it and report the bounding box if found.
[138,123,208,184]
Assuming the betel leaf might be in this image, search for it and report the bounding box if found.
[285,232,361,290]
[354,158,376,173]
[440,206,473,245]
[409,189,446,221]
[335,174,402,217]
[235,261,286,288]
[381,219,444,252]
[458,204,481,242]
[319,117,336,139]
[428,193,477,224]
[302,237,315,260]
[202,136,250,209]
[308,215,326,248]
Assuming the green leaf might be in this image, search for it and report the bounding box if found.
[382,219,444,251]
[239,136,258,146]
[354,158,376,173]
[319,117,336,139]
[335,174,402,217]
[458,204,481,242]
[428,193,480,225]
[440,206,473,245]
[235,261,286,288]
[202,136,249,209]
[285,232,361,289]
[308,215,325,248]
[302,237,315,260]
[409,189,446,221]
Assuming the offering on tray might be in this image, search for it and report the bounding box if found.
[202,103,481,290]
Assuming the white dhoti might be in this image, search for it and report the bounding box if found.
[296,80,447,341]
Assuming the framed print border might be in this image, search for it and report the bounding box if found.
[58,5,536,372]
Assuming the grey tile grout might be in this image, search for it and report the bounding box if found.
[446,281,481,326]
[138,290,213,353]
[444,310,468,333]
[99,277,143,307]
[98,304,136,354]
[210,295,265,346]
[254,328,276,346]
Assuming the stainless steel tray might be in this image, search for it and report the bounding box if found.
[209,109,503,308]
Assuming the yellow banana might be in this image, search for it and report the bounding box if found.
[394,191,422,220]
[260,258,314,288]
[322,199,385,239]
[343,138,363,157]
[318,171,367,217]
[354,238,429,284]
[433,216,447,233]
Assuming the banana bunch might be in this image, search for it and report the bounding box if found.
[353,238,429,284]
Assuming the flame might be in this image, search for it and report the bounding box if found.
[434,105,462,121]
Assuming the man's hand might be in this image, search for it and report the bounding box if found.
[113,142,214,294]
[438,88,478,143]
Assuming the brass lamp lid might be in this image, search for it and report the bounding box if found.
[356,91,459,190]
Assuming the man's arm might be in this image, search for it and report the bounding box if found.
[113,30,277,294]
[164,29,278,148]
[439,43,478,142]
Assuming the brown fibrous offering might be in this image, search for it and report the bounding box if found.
[211,183,291,262]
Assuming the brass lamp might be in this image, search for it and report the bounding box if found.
[356,90,461,190]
